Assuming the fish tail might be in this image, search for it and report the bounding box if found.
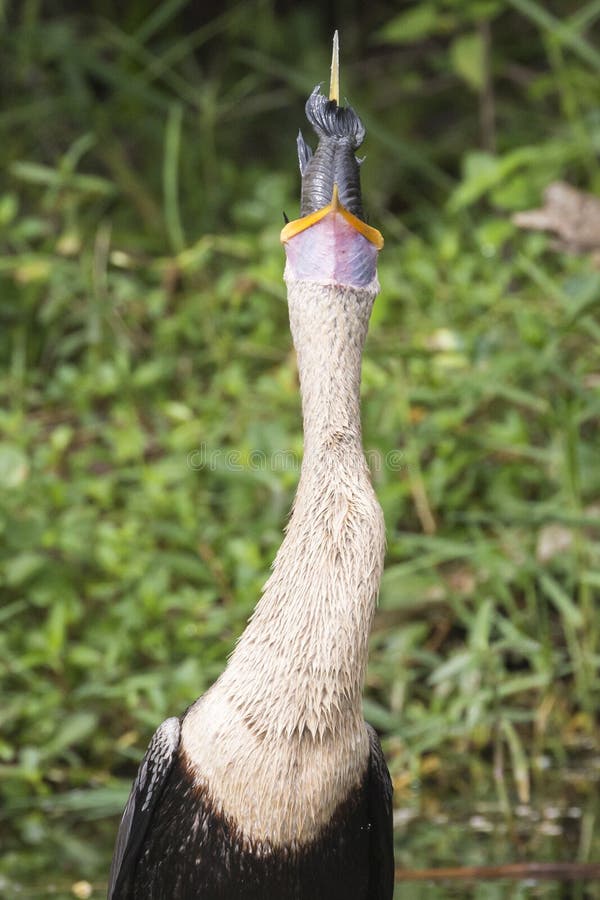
[304,86,365,149]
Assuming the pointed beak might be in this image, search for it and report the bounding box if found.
[329,29,340,105]
[280,32,383,255]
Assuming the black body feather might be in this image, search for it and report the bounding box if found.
[108,721,393,899]
[108,717,181,899]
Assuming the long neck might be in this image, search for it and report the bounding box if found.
[222,279,385,738]
[292,282,366,453]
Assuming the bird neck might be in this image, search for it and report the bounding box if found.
[222,279,385,739]
[291,280,369,454]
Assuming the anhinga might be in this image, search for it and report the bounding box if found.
[108,33,394,900]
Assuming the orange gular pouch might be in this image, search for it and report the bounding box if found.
[281,193,383,289]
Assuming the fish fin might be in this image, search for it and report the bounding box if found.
[297,130,313,176]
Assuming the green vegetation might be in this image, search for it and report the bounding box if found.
[1,1,599,896]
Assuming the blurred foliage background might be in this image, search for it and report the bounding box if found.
[1,0,600,897]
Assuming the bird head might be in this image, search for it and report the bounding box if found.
[281,31,383,289]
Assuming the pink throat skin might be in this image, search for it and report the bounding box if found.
[283,210,379,288]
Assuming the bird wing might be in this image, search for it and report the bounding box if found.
[107,716,181,899]
[366,723,395,900]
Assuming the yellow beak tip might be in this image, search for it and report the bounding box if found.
[329,31,340,104]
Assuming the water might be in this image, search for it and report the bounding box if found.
[393,799,600,898]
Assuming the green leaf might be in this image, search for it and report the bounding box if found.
[429,651,474,685]
[378,5,441,44]
[501,717,530,804]
[539,573,583,629]
[4,553,46,586]
[0,444,28,489]
[450,32,485,90]
[42,712,98,759]
[471,598,494,651]
[448,146,541,210]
